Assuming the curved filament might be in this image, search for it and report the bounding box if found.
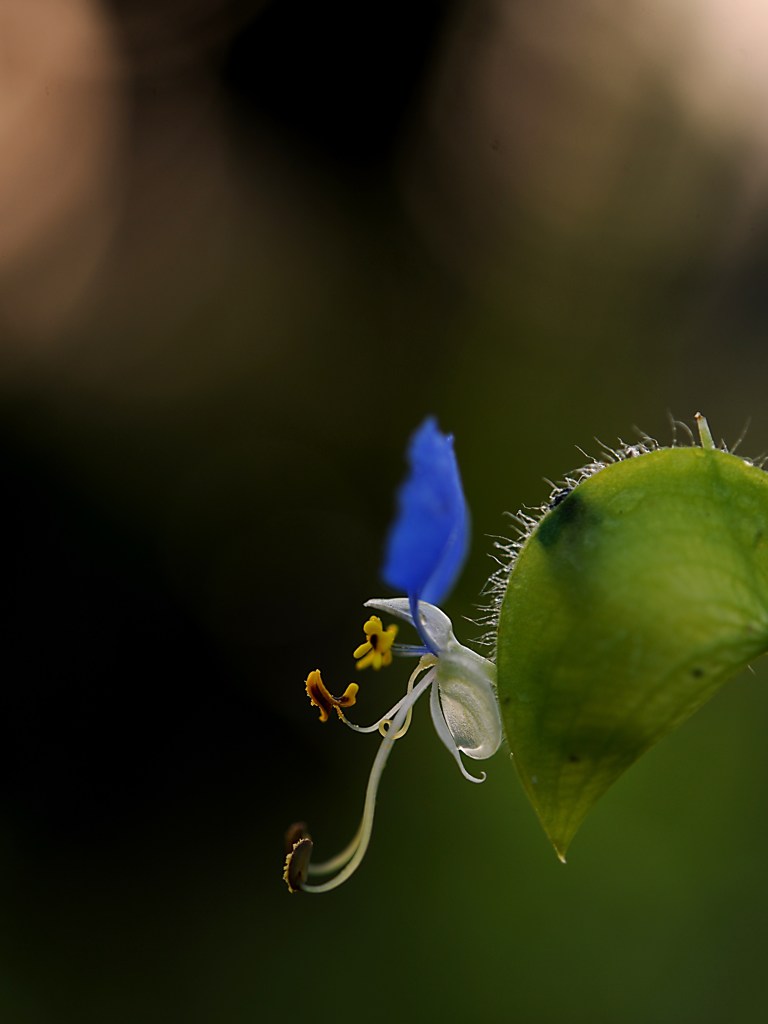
[302,665,436,892]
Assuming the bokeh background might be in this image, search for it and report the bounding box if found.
[3,0,768,1021]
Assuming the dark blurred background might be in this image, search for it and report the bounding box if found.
[3,1,768,1021]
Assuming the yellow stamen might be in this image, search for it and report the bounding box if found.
[353,615,398,671]
[305,669,358,723]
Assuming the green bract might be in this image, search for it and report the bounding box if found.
[496,418,768,860]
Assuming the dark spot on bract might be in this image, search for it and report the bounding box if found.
[548,487,572,509]
[536,492,585,549]
[568,753,581,763]
[691,667,704,678]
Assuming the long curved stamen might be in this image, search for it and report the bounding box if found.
[339,657,436,738]
[429,675,486,784]
[301,664,436,893]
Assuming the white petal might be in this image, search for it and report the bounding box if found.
[436,643,502,761]
[364,596,414,624]
[429,675,486,783]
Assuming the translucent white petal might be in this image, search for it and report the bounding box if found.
[429,674,486,783]
[364,596,414,625]
[436,643,502,761]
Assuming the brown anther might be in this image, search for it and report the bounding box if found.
[283,822,314,893]
[305,669,358,722]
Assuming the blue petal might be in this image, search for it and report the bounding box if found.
[381,417,469,606]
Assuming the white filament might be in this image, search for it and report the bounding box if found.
[302,662,436,893]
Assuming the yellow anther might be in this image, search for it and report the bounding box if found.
[353,615,398,671]
[305,669,359,723]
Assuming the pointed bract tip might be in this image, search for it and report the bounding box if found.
[694,412,715,450]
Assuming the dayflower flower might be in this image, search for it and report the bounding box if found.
[283,418,502,893]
